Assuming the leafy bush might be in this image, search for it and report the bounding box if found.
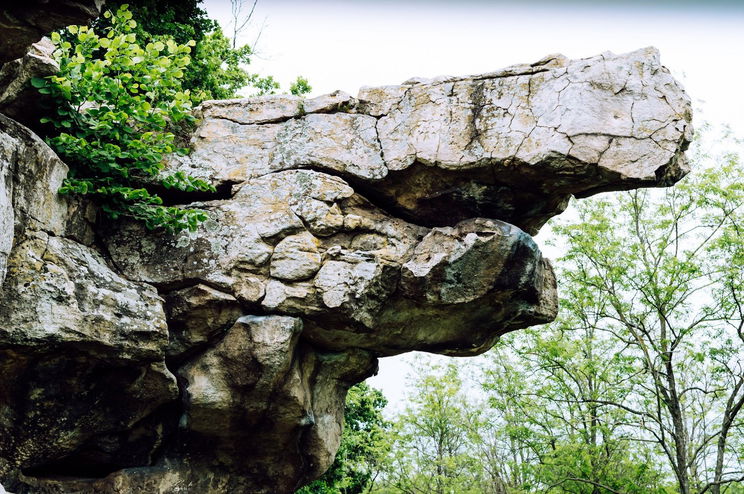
[34,5,214,232]
[98,0,309,102]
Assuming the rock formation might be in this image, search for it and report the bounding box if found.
[0,39,59,128]
[0,7,692,491]
[0,1,103,64]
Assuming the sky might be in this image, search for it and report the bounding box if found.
[203,0,744,410]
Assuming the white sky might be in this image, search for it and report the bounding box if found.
[203,0,744,410]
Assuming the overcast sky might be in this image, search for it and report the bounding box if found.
[203,0,744,409]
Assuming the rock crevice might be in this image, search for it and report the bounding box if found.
[169,47,690,235]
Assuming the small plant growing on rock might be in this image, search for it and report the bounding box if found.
[32,4,214,232]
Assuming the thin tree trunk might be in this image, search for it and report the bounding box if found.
[711,380,744,494]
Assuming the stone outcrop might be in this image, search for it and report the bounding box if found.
[0,112,175,489]
[0,23,692,494]
[105,169,556,357]
[0,1,102,64]
[0,38,58,128]
[173,47,691,234]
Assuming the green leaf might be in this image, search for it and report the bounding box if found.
[30,77,47,88]
[36,4,212,233]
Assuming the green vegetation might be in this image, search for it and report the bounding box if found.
[33,5,214,232]
[518,134,744,494]
[98,0,309,102]
[35,1,310,232]
[93,0,216,48]
[93,0,255,102]
[378,362,489,494]
[290,76,313,97]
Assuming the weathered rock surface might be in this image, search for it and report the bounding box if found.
[0,112,177,491]
[173,47,691,234]
[0,114,95,282]
[0,2,102,64]
[0,37,692,494]
[105,170,556,356]
[0,38,58,128]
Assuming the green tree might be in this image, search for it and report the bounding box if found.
[484,329,670,494]
[298,383,390,494]
[94,0,216,45]
[537,132,744,493]
[381,131,744,494]
[34,5,214,232]
[99,0,309,101]
[375,361,487,494]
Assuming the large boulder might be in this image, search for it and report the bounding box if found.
[105,169,557,357]
[0,114,94,283]
[171,47,691,234]
[0,112,177,492]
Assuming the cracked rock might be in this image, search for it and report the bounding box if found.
[172,47,691,234]
[270,232,323,281]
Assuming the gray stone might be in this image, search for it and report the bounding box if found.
[163,284,244,359]
[0,231,178,476]
[0,114,94,282]
[171,47,691,235]
[270,232,323,281]
[0,38,58,127]
[0,1,103,64]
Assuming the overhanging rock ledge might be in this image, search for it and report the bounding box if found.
[0,32,691,494]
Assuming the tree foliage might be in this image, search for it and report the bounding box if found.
[478,132,744,494]
[99,0,308,101]
[361,130,744,494]
[483,325,671,493]
[541,136,744,494]
[37,1,312,232]
[371,361,491,494]
[94,0,216,46]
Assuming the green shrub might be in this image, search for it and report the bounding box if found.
[290,76,312,97]
[97,0,307,103]
[187,25,266,102]
[33,5,214,232]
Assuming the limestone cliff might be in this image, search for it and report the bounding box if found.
[0,6,692,493]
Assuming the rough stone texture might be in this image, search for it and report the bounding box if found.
[104,169,556,357]
[171,47,692,234]
[0,113,95,282]
[0,113,178,491]
[0,38,58,128]
[0,2,103,64]
[0,42,692,494]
